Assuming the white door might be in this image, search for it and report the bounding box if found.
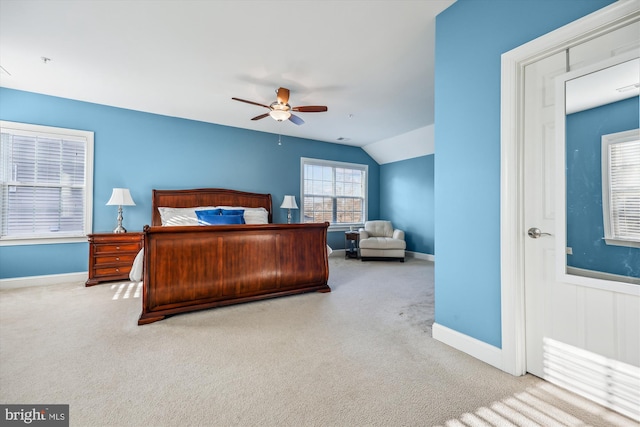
[523,49,565,377]
[522,22,640,421]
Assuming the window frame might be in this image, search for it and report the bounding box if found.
[601,128,640,248]
[0,120,94,246]
[300,157,368,231]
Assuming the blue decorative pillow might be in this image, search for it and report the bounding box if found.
[221,209,245,216]
[196,211,244,225]
[196,209,221,225]
[196,209,222,216]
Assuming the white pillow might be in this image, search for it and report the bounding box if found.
[243,208,269,224]
[216,206,269,224]
[216,206,267,212]
[158,206,224,226]
[158,207,198,226]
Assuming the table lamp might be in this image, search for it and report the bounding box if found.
[280,195,298,224]
[106,188,136,233]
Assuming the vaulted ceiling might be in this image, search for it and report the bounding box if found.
[0,0,455,149]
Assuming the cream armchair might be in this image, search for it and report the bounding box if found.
[358,220,406,262]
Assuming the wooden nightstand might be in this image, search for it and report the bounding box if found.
[345,231,360,259]
[86,232,143,286]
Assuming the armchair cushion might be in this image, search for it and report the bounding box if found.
[364,220,394,237]
[359,236,406,250]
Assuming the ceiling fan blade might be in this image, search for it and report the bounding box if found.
[251,113,270,121]
[276,87,290,105]
[289,114,305,125]
[292,106,328,113]
[232,97,271,109]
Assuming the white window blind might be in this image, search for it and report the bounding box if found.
[602,129,640,246]
[1,121,94,244]
[301,157,367,229]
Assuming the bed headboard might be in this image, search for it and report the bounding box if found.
[151,188,273,226]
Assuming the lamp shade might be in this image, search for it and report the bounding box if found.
[280,195,298,209]
[106,188,136,206]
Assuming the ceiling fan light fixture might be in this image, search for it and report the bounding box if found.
[269,110,291,121]
[232,87,326,125]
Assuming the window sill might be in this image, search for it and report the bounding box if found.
[327,224,364,233]
[0,236,88,246]
[603,237,640,248]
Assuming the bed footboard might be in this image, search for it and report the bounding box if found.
[138,222,330,325]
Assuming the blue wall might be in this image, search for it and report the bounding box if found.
[380,155,434,255]
[566,96,640,278]
[434,0,615,348]
[0,88,380,279]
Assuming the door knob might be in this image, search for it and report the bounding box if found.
[527,227,552,239]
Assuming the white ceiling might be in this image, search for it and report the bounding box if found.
[566,57,640,114]
[0,0,455,148]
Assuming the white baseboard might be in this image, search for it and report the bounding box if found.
[407,251,434,261]
[331,249,434,262]
[432,322,502,370]
[0,272,87,290]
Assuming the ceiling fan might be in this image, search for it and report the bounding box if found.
[232,87,327,125]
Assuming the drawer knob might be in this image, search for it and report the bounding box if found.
[116,246,120,250]
[115,268,120,272]
[116,257,120,261]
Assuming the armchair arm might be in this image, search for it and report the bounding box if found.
[359,229,370,240]
[393,229,405,240]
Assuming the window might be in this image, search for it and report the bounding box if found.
[601,128,640,247]
[301,157,367,230]
[0,121,94,245]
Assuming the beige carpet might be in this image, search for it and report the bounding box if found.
[0,256,635,427]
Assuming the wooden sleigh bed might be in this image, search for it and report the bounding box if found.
[138,188,330,325]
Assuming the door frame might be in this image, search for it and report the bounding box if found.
[499,0,640,376]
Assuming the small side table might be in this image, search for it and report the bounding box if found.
[86,232,144,286]
[345,231,360,259]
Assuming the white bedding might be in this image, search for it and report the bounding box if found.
[129,248,144,282]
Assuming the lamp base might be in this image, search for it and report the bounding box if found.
[113,205,127,233]
[113,225,127,233]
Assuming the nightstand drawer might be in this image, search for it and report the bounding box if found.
[94,254,137,266]
[94,243,141,254]
[94,265,132,277]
